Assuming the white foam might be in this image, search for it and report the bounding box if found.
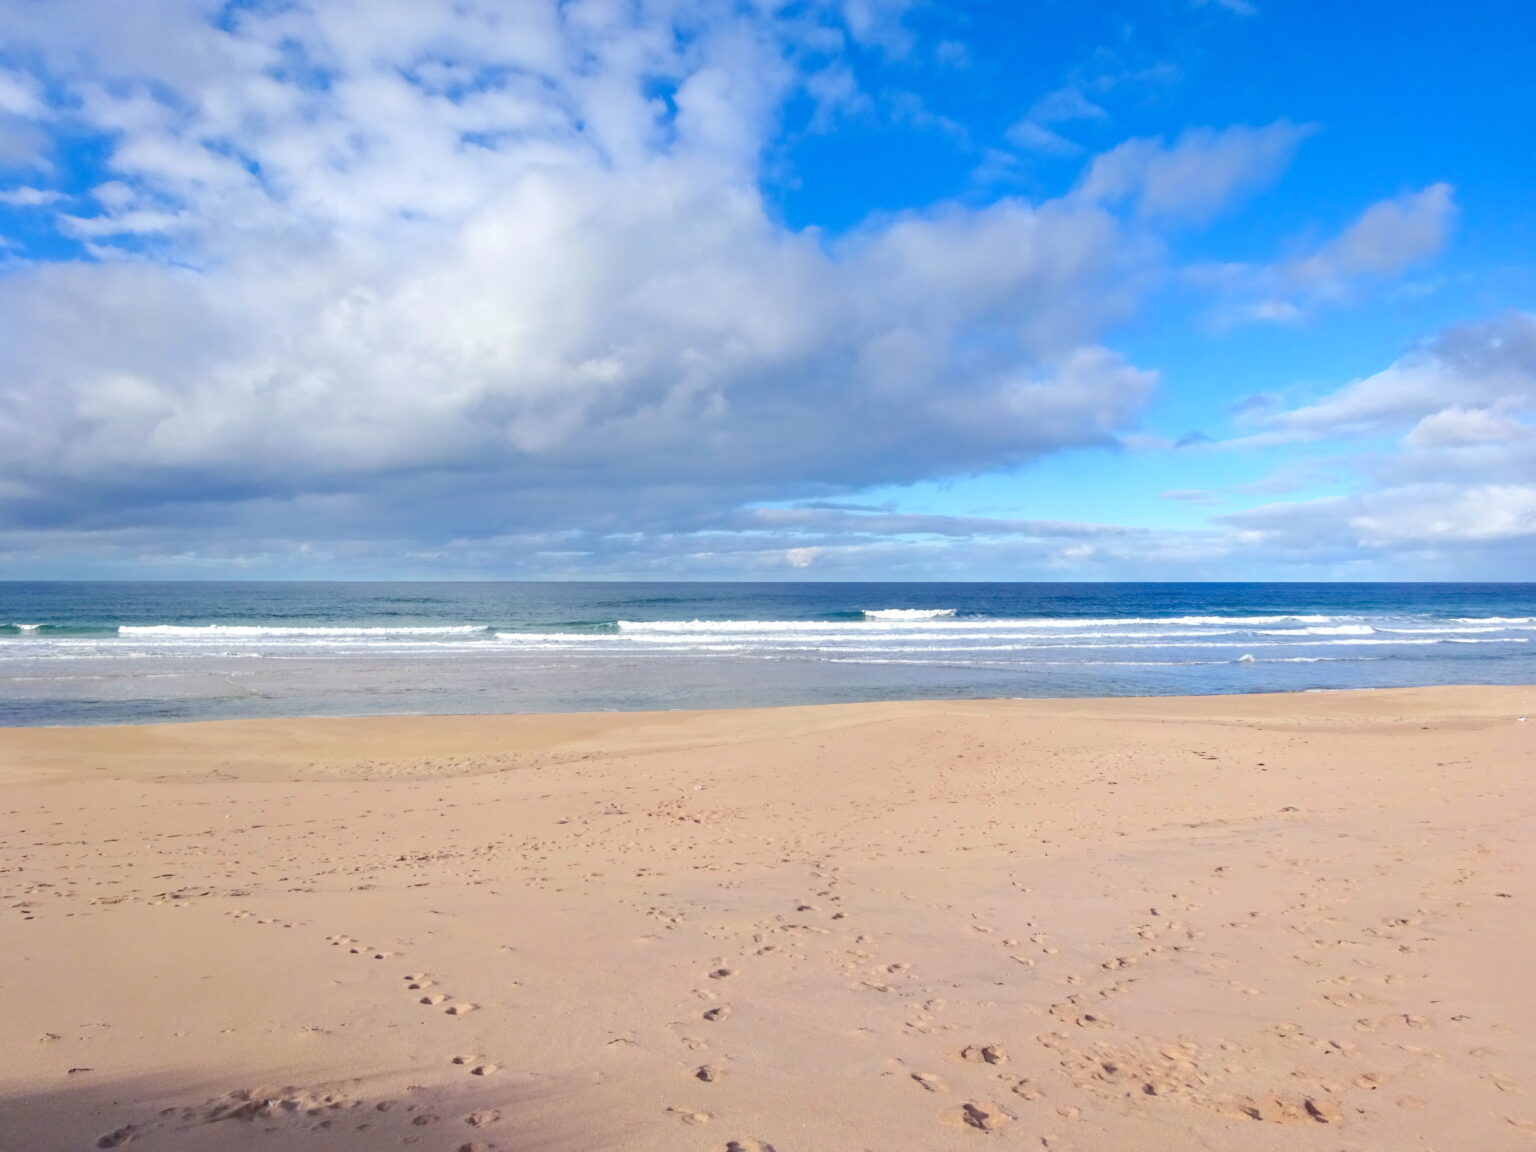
[862,608,957,620]
[613,614,1339,634]
[1257,624,1375,636]
[1002,614,1338,627]
[118,624,488,638]
[1452,616,1536,625]
[13,623,42,632]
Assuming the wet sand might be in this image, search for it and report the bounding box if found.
[2,686,1533,1151]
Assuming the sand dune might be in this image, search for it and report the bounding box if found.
[2,686,1534,1150]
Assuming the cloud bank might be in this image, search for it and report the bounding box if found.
[0,0,1512,577]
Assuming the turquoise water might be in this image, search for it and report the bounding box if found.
[2,582,1533,725]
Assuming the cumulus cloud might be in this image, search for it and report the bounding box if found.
[0,0,1487,578]
[0,0,1176,564]
[1210,312,1536,567]
[1254,311,1536,441]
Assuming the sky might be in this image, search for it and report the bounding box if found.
[1,0,1534,581]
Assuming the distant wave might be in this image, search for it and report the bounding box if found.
[612,614,1345,633]
[1257,624,1375,636]
[118,624,489,638]
[1013,614,1337,627]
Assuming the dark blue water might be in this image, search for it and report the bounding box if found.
[2,582,1533,726]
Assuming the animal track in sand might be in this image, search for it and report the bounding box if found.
[717,1140,776,1152]
[703,1005,731,1021]
[667,1107,712,1124]
[421,993,448,1006]
[445,1002,479,1016]
[464,1109,501,1128]
[911,1072,947,1092]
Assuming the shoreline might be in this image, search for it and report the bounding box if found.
[3,682,1532,781]
[4,684,1534,1150]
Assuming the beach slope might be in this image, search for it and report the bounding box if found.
[2,686,1533,1151]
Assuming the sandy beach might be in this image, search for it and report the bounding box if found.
[2,685,1533,1152]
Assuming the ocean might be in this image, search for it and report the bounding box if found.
[2,581,1534,726]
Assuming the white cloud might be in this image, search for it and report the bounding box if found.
[1405,406,1529,448]
[1001,64,1180,161]
[1289,183,1455,285]
[1228,483,1536,551]
[1159,488,1222,504]
[0,66,46,118]
[1197,184,1456,324]
[0,66,49,168]
[1078,121,1310,222]
[1194,0,1258,15]
[1259,311,1536,441]
[0,0,1169,558]
[0,185,61,206]
[0,0,1505,580]
[1207,312,1536,567]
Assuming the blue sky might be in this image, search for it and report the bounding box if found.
[0,0,1534,579]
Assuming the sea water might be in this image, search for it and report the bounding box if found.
[1,581,1533,726]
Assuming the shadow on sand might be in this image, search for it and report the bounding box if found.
[0,1066,623,1152]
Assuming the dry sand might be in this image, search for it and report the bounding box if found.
[1,686,1534,1152]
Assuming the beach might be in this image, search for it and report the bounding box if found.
[2,686,1533,1151]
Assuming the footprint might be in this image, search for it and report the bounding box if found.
[96,1126,139,1149]
[960,1044,1008,1065]
[911,1072,947,1093]
[946,1101,1010,1132]
[708,968,734,980]
[696,1065,721,1082]
[445,1002,478,1016]
[420,994,447,1006]
[703,1006,731,1022]
[464,1110,500,1128]
[667,1108,712,1125]
[470,1064,498,1076]
[1012,1079,1044,1101]
[718,1141,776,1152]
